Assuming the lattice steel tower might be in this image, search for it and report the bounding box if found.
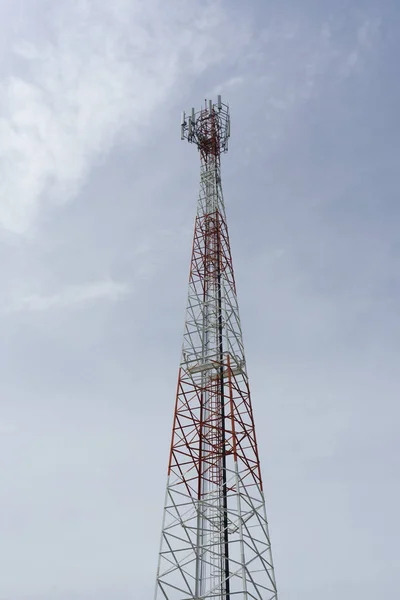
[154,97,278,600]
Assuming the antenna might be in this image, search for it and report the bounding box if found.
[180,96,231,156]
[180,111,186,140]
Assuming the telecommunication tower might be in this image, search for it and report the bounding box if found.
[154,97,278,599]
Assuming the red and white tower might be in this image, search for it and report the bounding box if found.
[154,97,278,600]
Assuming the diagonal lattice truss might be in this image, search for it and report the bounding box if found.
[155,98,278,600]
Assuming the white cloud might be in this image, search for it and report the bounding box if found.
[230,16,382,151]
[342,18,381,75]
[12,279,129,312]
[0,2,380,235]
[0,0,250,234]
[209,75,245,97]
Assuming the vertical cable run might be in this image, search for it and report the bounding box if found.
[217,208,230,599]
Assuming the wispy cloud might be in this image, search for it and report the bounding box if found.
[220,15,383,157]
[0,2,380,236]
[12,279,129,312]
[342,18,381,75]
[260,17,381,109]
[0,0,250,234]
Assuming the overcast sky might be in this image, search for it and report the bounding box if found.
[0,0,399,598]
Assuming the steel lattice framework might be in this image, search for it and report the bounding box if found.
[154,97,278,600]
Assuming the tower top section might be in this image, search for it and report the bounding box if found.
[181,96,230,157]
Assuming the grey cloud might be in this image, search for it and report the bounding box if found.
[0,0,252,233]
[0,1,398,599]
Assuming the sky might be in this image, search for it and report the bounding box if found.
[0,0,399,598]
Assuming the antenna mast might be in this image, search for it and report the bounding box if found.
[154,97,278,600]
